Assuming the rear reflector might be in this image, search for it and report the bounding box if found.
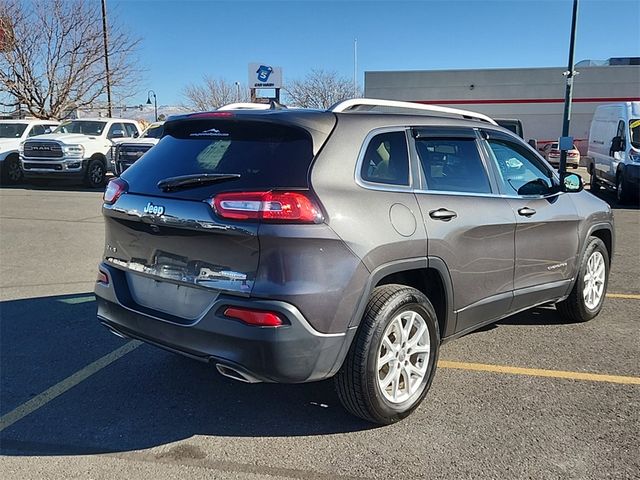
[104,178,128,204]
[97,270,109,285]
[223,307,284,327]
[211,191,323,223]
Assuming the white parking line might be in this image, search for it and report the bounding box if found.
[0,340,141,432]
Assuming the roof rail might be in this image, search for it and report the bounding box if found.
[329,98,497,125]
[218,100,288,111]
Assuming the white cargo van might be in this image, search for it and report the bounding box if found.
[587,102,640,203]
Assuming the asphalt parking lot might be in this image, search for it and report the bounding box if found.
[1,169,639,480]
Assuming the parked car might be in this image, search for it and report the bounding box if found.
[588,102,640,204]
[542,142,580,169]
[95,99,614,424]
[111,122,164,175]
[0,119,59,184]
[19,118,142,187]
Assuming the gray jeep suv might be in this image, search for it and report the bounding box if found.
[95,99,614,424]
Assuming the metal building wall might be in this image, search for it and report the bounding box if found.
[364,66,640,154]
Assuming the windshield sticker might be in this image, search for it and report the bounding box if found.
[190,128,230,138]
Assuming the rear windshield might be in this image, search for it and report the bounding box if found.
[122,119,314,199]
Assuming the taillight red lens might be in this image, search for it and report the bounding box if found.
[211,191,323,223]
[104,178,128,204]
[223,307,284,327]
[96,269,109,285]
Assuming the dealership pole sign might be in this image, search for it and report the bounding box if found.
[248,63,283,89]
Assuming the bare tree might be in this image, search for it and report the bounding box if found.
[0,0,141,119]
[284,69,360,109]
[182,76,250,111]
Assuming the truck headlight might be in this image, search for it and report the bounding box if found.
[18,142,25,155]
[63,144,84,158]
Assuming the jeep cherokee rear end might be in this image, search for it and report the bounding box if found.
[95,110,369,383]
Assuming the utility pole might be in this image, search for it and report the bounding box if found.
[101,0,113,117]
[559,0,579,175]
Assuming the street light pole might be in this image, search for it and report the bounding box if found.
[146,90,157,122]
[235,82,241,102]
[559,0,579,176]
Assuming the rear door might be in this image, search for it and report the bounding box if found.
[480,130,580,311]
[103,117,324,302]
[411,127,516,334]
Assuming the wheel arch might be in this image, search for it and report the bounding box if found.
[349,257,456,341]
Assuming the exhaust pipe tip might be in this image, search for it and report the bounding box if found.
[215,363,261,384]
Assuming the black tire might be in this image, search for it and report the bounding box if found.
[556,237,609,322]
[616,171,635,205]
[589,166,600,192]
[334,284,440,425]
[1,154,23,185]
[84,158,106,188]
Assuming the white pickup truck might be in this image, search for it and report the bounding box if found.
[20,118,142,187]
[111,121,164,175]
[0,119,59,184]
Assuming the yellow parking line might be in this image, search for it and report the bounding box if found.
[438,360,640,385]
[0,340,141,432]
[606,293,640,300]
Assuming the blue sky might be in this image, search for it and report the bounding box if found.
[110,0,640,106]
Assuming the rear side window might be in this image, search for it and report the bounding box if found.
[360,131,409,186]
[122,120,314,199]
[416,138,491,194]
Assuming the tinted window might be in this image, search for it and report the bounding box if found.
[360,131,409,186]
[55,121,106,135]
[123,120,314,200]
[486,139,556,196]
[0,123,28,138]
[124,123,138,137]
[28,125,46,137]
[143,124,164,138]
[108,123,125,138]
[416,138,491,193]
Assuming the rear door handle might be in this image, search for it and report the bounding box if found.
[429,208,457,221]
[518,207,536,217]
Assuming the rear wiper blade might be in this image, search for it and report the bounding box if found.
[157,173,241,192]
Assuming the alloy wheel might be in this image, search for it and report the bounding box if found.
[377,310,430,404]
[583,251,606,310]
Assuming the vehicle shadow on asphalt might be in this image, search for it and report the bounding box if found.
[587,186,639,210]
[0,293,373,457]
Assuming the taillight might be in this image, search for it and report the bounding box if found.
[97,269,109,285]
[211,191,323,223]
[223,307,284,327]
[104,178,128,204]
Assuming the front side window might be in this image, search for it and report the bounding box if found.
[107,123,125,139]
[0,123,28,138]
[486,139,556,196]
[124,123,138,137]
[629,119,640,149]
[360,131,410,186]
[415,137,491,194]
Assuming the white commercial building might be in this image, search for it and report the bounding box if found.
[364,60,640,155]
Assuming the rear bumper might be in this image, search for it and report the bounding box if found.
[95,263,349,383]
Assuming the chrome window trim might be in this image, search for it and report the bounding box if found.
[411,188,562,200]
[354,126,414,192]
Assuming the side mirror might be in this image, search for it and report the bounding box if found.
[611,136,625,153]
[562,172,583,193]
[527,138,538,150]
[111,129,125,139]
[133,131,139,138]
